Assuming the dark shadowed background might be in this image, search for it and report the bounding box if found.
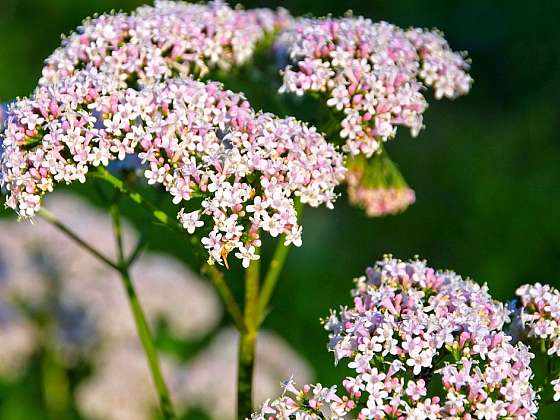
[1,0,559,418]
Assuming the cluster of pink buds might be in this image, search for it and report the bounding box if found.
[0,70,345,267]
[277,17,472,157]
[346,153,415,217]
[253,257,538,419]
[40,0,291,88]
[348,186,415,217]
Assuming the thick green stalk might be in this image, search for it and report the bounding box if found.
[120,269,175,419]
[111,203,176,420]
[257,200,304,325]
[41,347,70,420]
[237,253,260,419]
[257,238,290,325]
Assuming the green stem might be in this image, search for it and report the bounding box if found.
[237,331,257,419]
[126,233,148,266]
[257,238,290,325]
[39,199,175,417]
[121,269,176,419]
[111,202,176,420]
[237,251,260,419]
[257,200,304,325]
[202,264,247,333]
[95,169,271,418]
[95,169,246,335]
[41,349,70,420]
[92,167,180,231]
[38,208,120,271]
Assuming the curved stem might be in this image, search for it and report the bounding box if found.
[126,233,148,266]
[38,208,120,271]
[92,167,181,232]
[257,200,304,325]
[40,200,176,417]
[94,169,246,334]
[94,169,273,418]
[237,252,260,419]
[121,268,176,419]
[111,202,176,419]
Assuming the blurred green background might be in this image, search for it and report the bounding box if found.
[1,0,559,418]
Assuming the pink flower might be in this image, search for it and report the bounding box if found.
[252,257,539,419]
[277,17,472,158]
[1,73,345,268]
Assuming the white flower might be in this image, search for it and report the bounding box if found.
[284,226,302,247]
[234,245,260,269]
[178,209,204,234]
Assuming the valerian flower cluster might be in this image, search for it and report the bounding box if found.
[516,283,560,401]
[275,17,472,217]
[0,1,471,223]
[0,70,344,267]
[0,0,352,266]
[278,17,472,158]
[252,257,538,419]
[40,0,290,88]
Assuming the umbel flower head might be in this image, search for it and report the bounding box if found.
[0,70,345,267]
[40,0,291,88]
[346,151,415,217]
[277,17,472,158]
[252,257,538,419]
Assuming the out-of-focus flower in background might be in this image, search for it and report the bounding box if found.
[0,305,36,379]
[76,343,183,420]
[0,193,313,419]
